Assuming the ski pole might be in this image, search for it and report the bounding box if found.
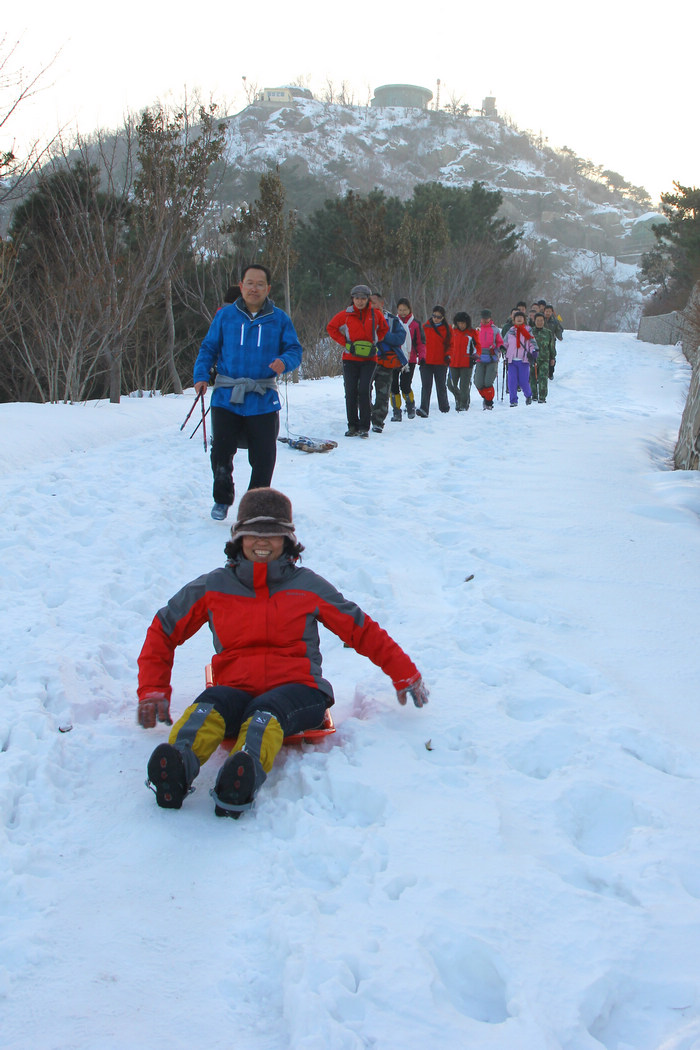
[180,392,202,431]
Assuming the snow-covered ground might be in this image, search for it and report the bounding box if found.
[2,332,700,1050]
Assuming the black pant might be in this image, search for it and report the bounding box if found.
[210,407,279,505]
[343,359,377,431]
[419,363,450,413]
[202,683,330,738]
[390,366,414,401]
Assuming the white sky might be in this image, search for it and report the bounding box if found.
[4,0,697,205]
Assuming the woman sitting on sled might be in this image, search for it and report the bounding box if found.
[137,487,428,817]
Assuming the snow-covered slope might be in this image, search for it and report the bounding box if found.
[223,99,659,262]
[2,334,700,1049]
[219,99,661,331]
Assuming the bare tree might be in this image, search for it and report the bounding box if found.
[131,99,227,394]
[5,98,227,402]
[338,81,355,106]
[446,92,463,117]
[321,79,336,105]
[241,77,261,105]
[0,35,60,207]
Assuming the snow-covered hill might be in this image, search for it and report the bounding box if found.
[220,99,661,328]
[2,333,700,1049]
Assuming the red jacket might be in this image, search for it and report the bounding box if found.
[423,320,452,365]
[327,305,389,363]
[137,556,419,702]
[450,327,480,368]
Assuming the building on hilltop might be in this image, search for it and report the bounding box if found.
[261,86,314,105]
[481,96,498,118]
[371,84,433,109]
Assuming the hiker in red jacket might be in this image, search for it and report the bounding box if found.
[139,488,428,816]
[416,305,452,417]
[327,284,389,437]
[447,312,480,412]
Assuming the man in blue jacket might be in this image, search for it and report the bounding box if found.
[194,264,304,520]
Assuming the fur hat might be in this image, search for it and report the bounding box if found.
[230,488,297,541]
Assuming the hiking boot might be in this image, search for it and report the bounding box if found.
[358,429,369,438]
[526,397,532,405]
[146,743,190,809]
[211,503,229,520]
[391,409,402,422]
[486,401,494,410]
[540,398,546,403]
[371,424,383,433]
[416,408,429,418]
[344,427,359,437]
[406,403,416,419]
[211,750,266,819]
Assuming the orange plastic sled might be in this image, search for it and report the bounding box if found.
[204,664,336,749]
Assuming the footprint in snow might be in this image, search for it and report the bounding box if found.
[425,930,510,1024]
[506,727,588,779]
[557,782,653,857]
[582,970,699,1050]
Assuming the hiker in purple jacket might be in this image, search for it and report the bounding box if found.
[503,311,537,407]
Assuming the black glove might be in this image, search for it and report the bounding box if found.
[548,363,555,380]
[137,693,172,728]
[396,676,430,708]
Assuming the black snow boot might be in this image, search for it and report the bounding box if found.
[211,750,266,819]
[146,743,192,809]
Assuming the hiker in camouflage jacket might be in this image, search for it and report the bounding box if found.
[531,315,555,402]
[544,305,563,378]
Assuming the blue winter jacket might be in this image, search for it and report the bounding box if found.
[193,298,303,416]
[376,312,409,366]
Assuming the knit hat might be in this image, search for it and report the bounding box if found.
[350,284,372,298]
[230,488,297,542]
[480,309,492,319]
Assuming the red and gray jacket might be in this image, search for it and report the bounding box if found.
[137,556,419,702]
[326,305,389,362]
[450,328,480,368]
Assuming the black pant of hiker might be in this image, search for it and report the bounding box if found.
[419,363,450,414]
[391,365,414,403]
[210,407,279,507]
[343,359,377,432]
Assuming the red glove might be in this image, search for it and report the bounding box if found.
[137,693,172,728]
[396,675,430,708]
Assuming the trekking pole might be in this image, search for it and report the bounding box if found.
[189,405,210,448]
[501,357,506,401]
[200,397,208,452]
[180,392,202,431]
